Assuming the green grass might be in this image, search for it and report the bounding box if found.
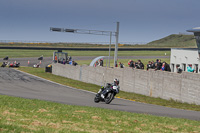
[0,49,170,58]
[0,94,200,133]
[16,67,200,112]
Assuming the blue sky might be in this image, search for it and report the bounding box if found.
[0,0,200,44]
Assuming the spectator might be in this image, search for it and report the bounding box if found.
[119,62,124,68]
[62,59,66,64]
[54,55,58,62]
[151,60,156,69]
[146,61,152,70]
[68,56,72,61]
[161,62,165,71]
[187,64,194,72]
[157,59,162,70]
[99,59,103,66]
[176,64,182,73]
[154,63,158,71]
[69,60,72,65]
[137,60,144,69]
[165,62,171,72]
[128,60,134,68]
[72,61,78,66]
[161,61,171,72]
[95,61,99,67]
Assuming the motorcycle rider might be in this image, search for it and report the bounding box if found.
[100,79,120,99]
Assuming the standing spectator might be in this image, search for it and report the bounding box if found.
[69,60,72,65]
[161,62,165,71]
[137,60,144,69]
[128,60,133,67]
[161,61,171,72]
[54,55,58,63]
[147,61,152,70]
[95,61,99,67]
[72,61,78,66]
[176,64,182,73]
[129,60,135,68]
[119,62,124,68]
[99,59,103,66]
[154,63,158,71]
[164,62,171,72]
[157,59,162,70]
[187,64,194,72]
[68,56,72,61]
[151,60,156,69]
[62,59,66,64]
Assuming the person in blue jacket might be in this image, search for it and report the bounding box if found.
[187,64,194,72]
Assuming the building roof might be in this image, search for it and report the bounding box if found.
[187,27,200,32]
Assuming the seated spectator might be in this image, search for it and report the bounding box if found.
[176,64,182,73]
[187,64,194,72]
[119,62,124,68]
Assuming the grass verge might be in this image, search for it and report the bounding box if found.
[0,94,200,133]
[0,49,170,58]
[16,67,200,112]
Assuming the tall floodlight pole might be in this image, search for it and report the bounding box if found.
[108,32,112,67]
[114,22,120,67]
[50,22,119,67]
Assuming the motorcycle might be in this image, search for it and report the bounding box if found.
[94,83,119,104]
[9,62,20,67]
[33,63,40,68]
[1,62,8,67]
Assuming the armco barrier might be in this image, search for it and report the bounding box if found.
[52,63,200,105]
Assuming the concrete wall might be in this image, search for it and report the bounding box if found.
[52,63,200,105]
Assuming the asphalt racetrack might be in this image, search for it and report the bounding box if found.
[0,68,200,121]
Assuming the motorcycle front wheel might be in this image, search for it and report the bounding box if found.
[104,92,114,104]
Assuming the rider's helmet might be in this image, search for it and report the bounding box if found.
[114,78,119,86]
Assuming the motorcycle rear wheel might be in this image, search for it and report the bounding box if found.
[94,94,100,103]
[105,92,114,104]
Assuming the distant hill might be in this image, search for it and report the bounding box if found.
[0,34,197,48]
[146,34,197,48]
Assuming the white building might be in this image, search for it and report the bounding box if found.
[170,27,200,73]
[170,48,199,73]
